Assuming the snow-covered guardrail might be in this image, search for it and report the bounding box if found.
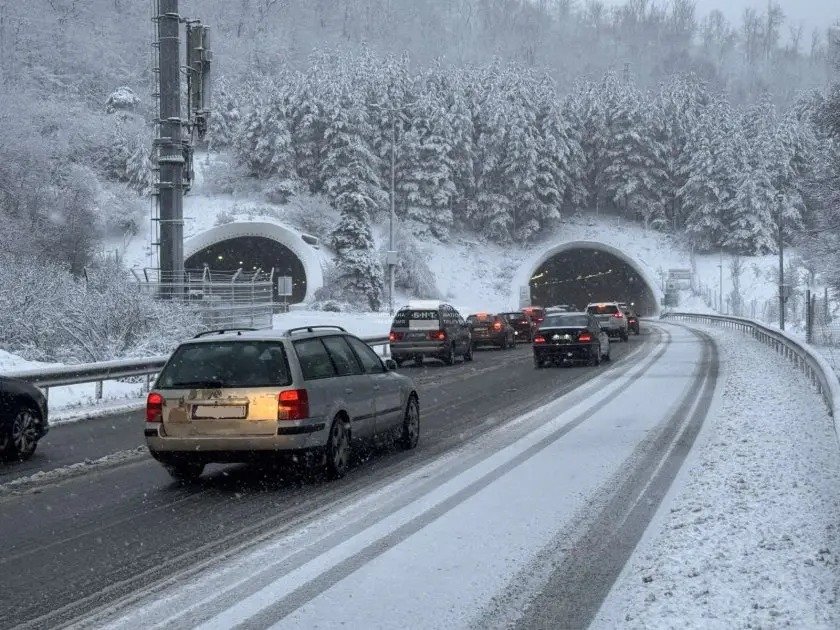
[661,312,840,429]
[4,336,391,401]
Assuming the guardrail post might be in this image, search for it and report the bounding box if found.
[144,374,151,393]
[95,380,103,400]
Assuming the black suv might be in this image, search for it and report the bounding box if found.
[500,311,536,343]
[389,303,473,366]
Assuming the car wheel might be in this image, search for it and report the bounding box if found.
[397,396,420,450]
[5,407,41,461]
[393,357,403,368]
[534,355,544,369]
[325,415,351,480]
[590,345,601,366]
[620,330,629,342]
[414,354,424,366]
[464,342,474,362]
[444,344,456,365]
[603,345,612,361]
[634,329,640,336]
[163,460,204,482]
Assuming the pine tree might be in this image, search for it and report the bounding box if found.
[208,79,241,150]
[400,93,456,237]
[322,90,385,309]
[680,132,723,250]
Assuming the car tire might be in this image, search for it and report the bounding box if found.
[464,342,474,362]
[620,330,629,342]
[634,329,640,336]
[414,354,424,366]
[603,345,612,361]
[325,415,351,480]
[534,355,544,369]
[394,357,403,368]
[163,460,204,482]
[590,345,601,366]
[444,344,456,365]
[2,407,42,461]
[397,396,420,450]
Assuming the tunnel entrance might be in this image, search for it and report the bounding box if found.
[184,236,307,303]
[529,247,658,315]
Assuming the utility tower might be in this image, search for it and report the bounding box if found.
[151,0,211,296]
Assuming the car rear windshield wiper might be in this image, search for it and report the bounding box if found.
[167,379,225,389]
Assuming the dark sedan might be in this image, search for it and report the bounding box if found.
[1,375,49,461]
[533,312,611,368]
[467,313,515,350]
[500,311,536,343]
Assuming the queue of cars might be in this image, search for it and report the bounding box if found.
[1,299,640,479]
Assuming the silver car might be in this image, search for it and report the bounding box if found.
[145,326,420,481]
[585,302,629,341]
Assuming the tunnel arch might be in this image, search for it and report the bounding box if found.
[184,221,323,303]
[512,240,661,316]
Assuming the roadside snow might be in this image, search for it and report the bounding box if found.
[594,324,840,629]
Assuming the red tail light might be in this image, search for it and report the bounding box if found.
[492,321,502,331]
[389,331,403,342]
[146,392,164,423]
[629,318,637,323]
[278,389,309,421]
[428,330,446,341]
[578,332,593,343]
[612,312,623,318]
[533,335,546,344]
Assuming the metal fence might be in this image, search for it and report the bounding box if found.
[662,312,840,424]
[5,335,391,401]
[131,267,276,330]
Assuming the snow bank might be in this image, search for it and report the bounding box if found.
[595,324,840,629]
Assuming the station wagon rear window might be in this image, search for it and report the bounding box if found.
[587,305,619,315]
[392,309,441,329]
[157,341,292,389]
[543,314,589,327]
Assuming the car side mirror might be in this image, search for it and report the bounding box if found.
[384,358,398,371]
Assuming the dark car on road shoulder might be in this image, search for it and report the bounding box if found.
[1,375,49,461]
[533,313,611,368]
[389,303,473,366]
[467,313,515,350]
[500,311,536,343]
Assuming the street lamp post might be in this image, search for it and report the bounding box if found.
[777,191,785,331]
[388,115,396,316]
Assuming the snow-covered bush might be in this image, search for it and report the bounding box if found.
[389,228,439,300]
[285,196,338,242]
[0,256,199,363]
[105,86,141,114]
[263,177,299,204]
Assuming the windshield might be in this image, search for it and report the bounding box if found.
[156,341,292,388]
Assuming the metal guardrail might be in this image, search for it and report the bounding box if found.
[4,335,391,401]
[662,312,840,426]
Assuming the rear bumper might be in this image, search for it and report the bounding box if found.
[390,342,447,358]
[471,332,506,346]
[145,418,329,458]
[534,343,594,361]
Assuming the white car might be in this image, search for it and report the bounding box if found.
[585,302,629,341]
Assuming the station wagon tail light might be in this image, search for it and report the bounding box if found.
[428,330,446,341]
[578,332,593,343]
[533,335,546,344]
[612,312,623,318]
[389,331,403,342]
[146,392,164,423]
[278,389,309,421]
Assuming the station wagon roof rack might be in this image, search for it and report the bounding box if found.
[193,328,257,339]
[284,325,347,336]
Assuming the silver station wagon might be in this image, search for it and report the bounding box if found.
[145,326,420,481]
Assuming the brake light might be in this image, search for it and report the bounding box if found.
[492,321,502,331]
[146,392,164,423]
[578,332,593,343]
[533,335,546,344]
[629,318,637,323]
[613,312,623,318]
[278,389,309,421]
[428,330,446,341]
[389,331,403,342]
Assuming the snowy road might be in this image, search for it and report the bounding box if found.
[2,322,720,630]
[0,335,648,629]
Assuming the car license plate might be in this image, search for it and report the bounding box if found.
[407,332,426,340]
[192,405,247,420]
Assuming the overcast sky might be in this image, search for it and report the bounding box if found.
[603,0,839,39]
